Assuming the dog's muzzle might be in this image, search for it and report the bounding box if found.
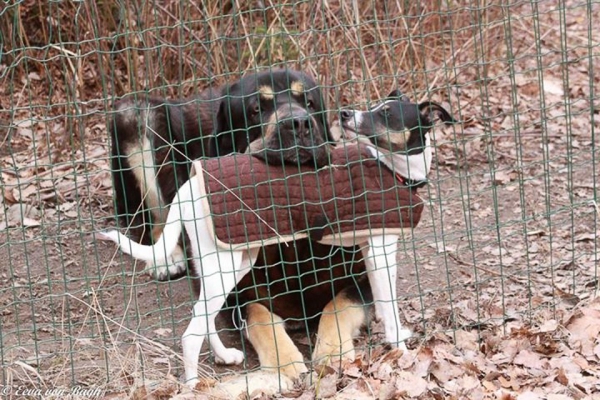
[339,109,362,139]
[275,107,329,167]
[280,110,312,133]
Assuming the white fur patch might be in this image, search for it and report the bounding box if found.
[144,244,187,280]
[369,99,396,112]
[290,81,304,95]
[341,111,363,135]
[366,135,432,182]
[116,100,137,124]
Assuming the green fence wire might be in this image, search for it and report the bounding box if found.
[0,1,598,398]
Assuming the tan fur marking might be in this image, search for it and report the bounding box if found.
[261,112,280,147]
[246,303,307,379]
[247,137,265,153]
[312,293,367,366]
[125,138,167,224]
[290,81,304,95]
[259,85,274,100]
[380,127,410,151]
[152,225,164,242]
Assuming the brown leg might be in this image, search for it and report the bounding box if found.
[312,290,368,366]
[246,303,308,379]
[152,224,164,242]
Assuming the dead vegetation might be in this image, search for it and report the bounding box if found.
[0,0,599,399]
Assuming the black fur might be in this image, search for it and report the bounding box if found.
[110,69,331,247]
[210,70,332,167]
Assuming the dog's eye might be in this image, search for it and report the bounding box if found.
[252,104,260,114]
[306,99,314,109]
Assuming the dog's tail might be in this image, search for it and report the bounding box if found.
[99,179,194,264]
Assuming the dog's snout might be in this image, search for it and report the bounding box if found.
[340,109,353,120]
[291,115,310,131]
[280,111,311,133]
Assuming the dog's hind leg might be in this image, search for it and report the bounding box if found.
[363,235,411,350]
[110,99,150,243]
[131,135,187,280]
[182,247,258,387]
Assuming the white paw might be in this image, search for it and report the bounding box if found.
[185,377,199,388]
[143,245,187,280]
[390,328,411,351]
[398,328,412,342]
[215,348,245,365]
[96,230,120,243]
[144,261,169,280]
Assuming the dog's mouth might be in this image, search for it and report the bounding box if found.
[339,122,360,140]
[340,120,354,130]
[246,123,331,167]
[249,145,330,168]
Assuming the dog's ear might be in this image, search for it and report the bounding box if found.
[387,89,410,103]
[209,92,236,157]
[418,102,458,126]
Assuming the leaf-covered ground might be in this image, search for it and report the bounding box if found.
[1,0,599,399]
[126,299,600,399]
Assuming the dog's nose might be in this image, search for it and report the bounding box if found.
[340,109,353,120]
[282,115,311,132]
[293,115,310,131]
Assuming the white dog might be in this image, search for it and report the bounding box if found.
[100,93,456,387]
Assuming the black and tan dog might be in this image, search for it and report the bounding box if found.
[239,91,458,377]
[110,69,333,279]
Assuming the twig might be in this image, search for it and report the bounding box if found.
[446,251,548,286]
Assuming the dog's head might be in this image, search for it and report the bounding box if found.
[340,90,457,185]
[210,69,332,167]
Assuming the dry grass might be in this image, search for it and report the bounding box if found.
[0,0,514,171]
[1,1,506,133]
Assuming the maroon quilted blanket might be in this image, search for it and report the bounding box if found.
[193,144,424,249]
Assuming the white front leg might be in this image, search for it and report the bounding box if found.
[364,235,411,350]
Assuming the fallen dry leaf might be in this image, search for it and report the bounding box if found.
[513,350,546,370]
[148,379,179,399]
[566,304,600,342]
[516,391,542,400]
[315,372,338,398]
[455,329,479,352]
[4,203,41,229]
[538,320,558,333]
[377,380,397,400]
[131,385,148,400]
[555,368,568,386]
[395,371,427,398]
[154,328,173,337]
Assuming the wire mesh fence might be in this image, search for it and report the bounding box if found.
[0,0,598,398]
